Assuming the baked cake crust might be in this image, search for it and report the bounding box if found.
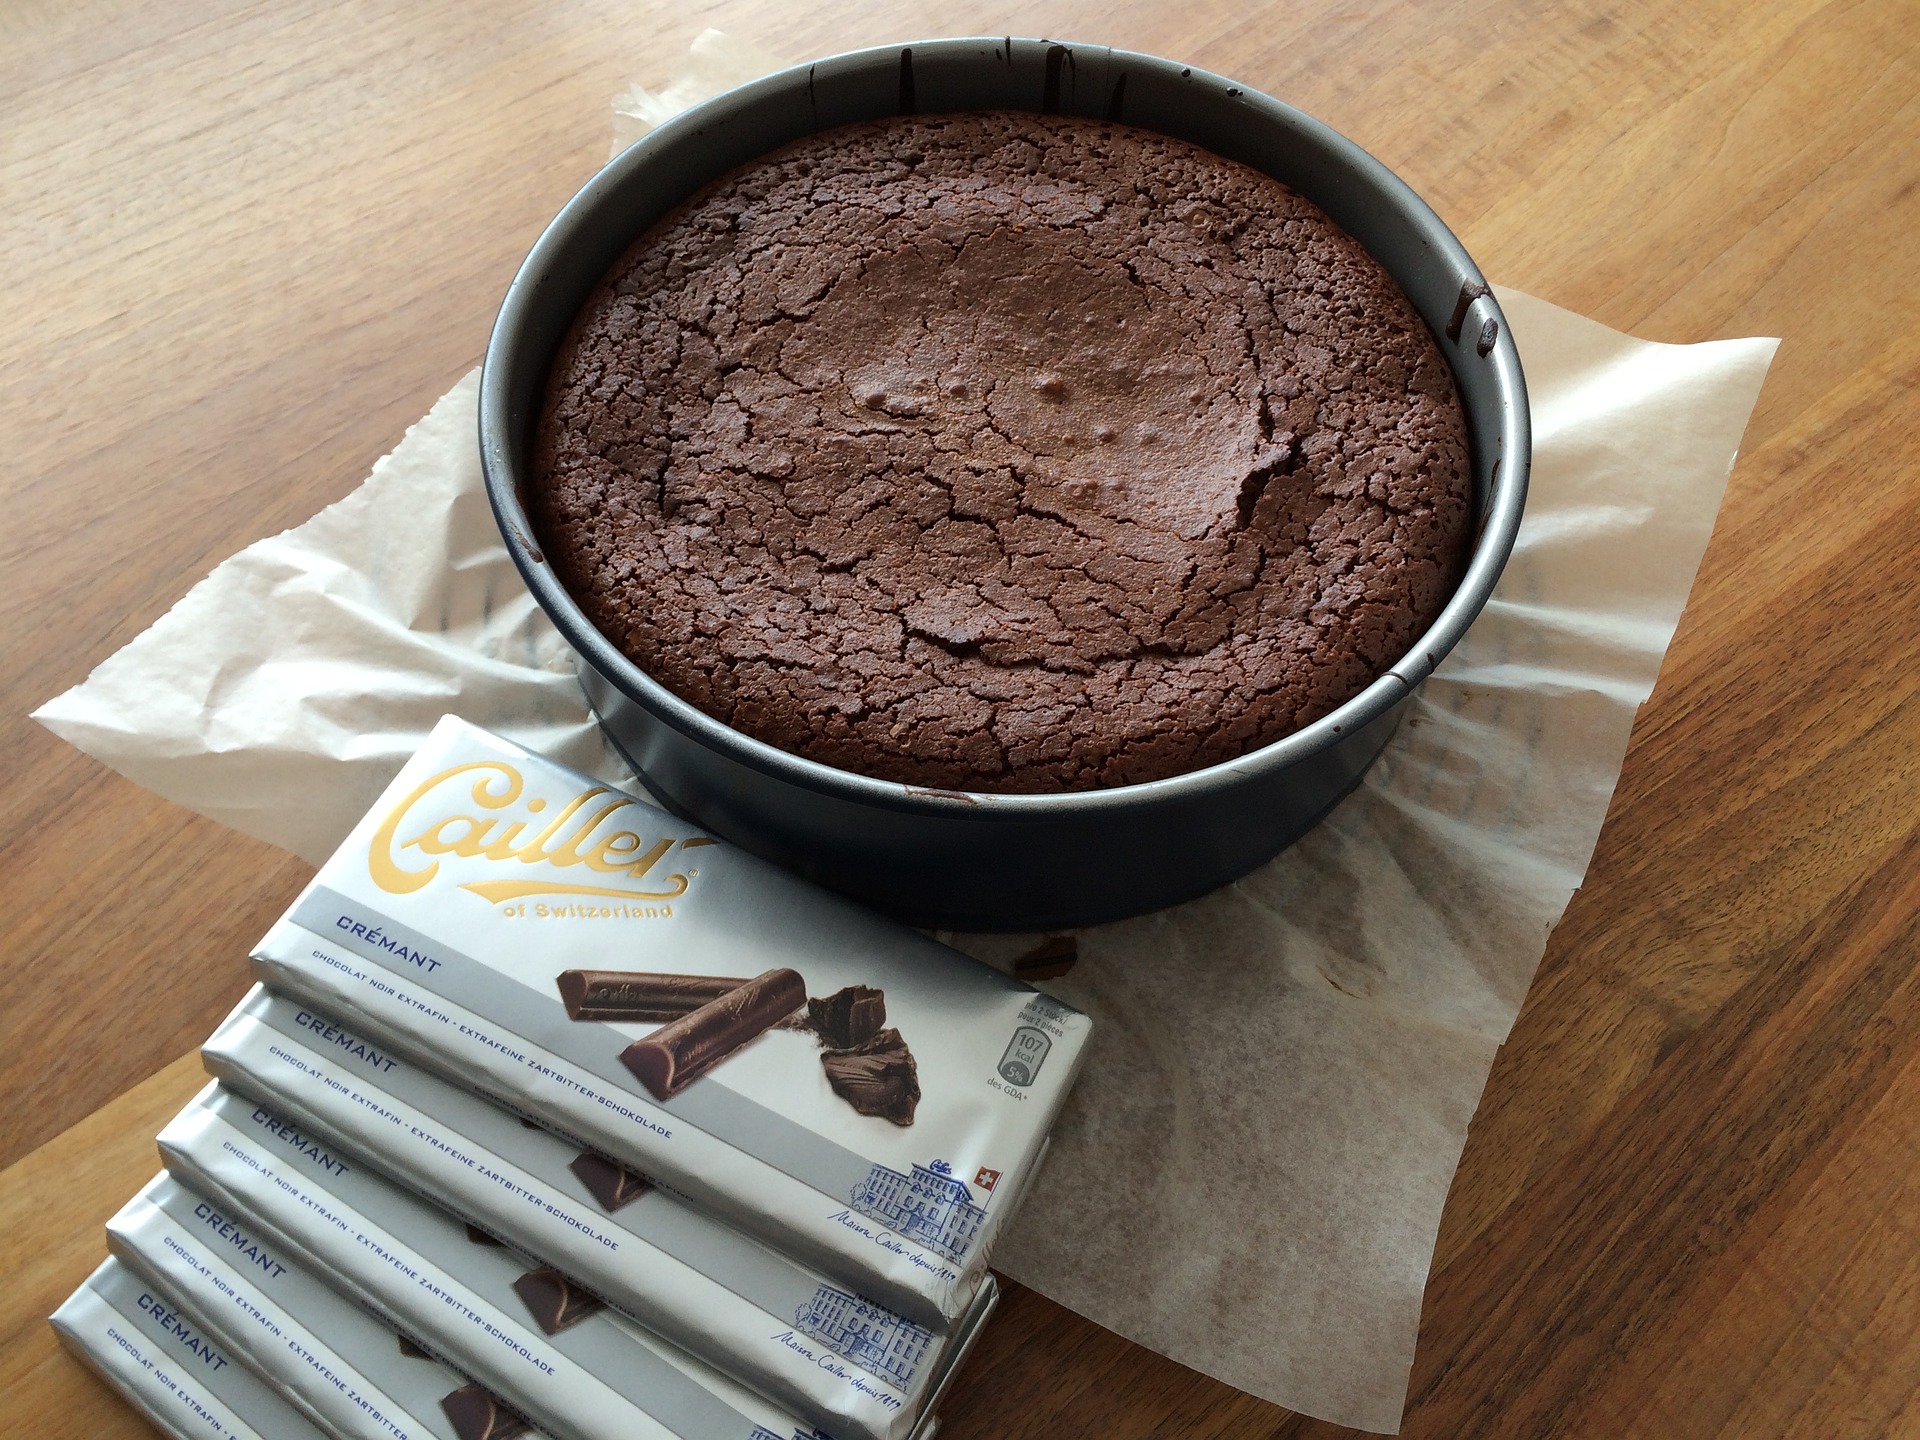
[534,113,1471,792]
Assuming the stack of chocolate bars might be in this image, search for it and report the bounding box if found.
[53,717,1093,1440]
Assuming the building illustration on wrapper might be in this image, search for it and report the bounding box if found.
[793,1285,933,1389]
[849,1162,988,1264]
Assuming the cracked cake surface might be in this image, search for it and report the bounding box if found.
[533,112,1472,792]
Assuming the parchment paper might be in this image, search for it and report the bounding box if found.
[33,35,1778,1433]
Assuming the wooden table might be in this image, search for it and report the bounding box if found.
[5,2,1918,1435]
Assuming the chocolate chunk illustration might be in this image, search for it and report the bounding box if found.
[510,1266,605,1335]
[807,985,887,1049]
[440,1383,531,1440]
[557,969,753,1022]
[822,1028,921,1126]
[569,1149,654,1212]
[620,968,806,1100]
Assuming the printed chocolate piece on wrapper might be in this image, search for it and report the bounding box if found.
[809,986,887,1049]
[512,1267,606,1335]
[619,968,806,1100]
[824,1029,921,1126]
[442,1384,535,1440]
[569,1149,654,1211]
[558,969,753,1023]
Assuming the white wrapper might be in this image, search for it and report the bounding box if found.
[247,716,1086,1331]
[202,984,992,1440]
[50,1257,327,1440]
[30,33,1781,1430]
[157,1082,829,1440]
[107,1172,549,1440]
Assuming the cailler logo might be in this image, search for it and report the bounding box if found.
[367,760,712,905]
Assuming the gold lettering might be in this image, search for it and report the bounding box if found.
[480,818,535,860]
[368,762,523,894]
[512,788,611,865]
[581,829,645,872]
[623,839,676,880]
[543,797,638,869]
[367,766,703,906]
[404,814,497,859]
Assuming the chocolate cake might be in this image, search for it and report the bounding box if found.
[533,112,1471,792]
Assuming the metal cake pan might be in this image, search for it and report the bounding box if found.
[481,37,1530,931]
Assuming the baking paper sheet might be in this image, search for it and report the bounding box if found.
[33,34,1778,1433]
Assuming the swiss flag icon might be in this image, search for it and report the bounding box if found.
[974,1167,1002,1192]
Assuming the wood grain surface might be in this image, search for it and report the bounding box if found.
[3,1,1917,1435]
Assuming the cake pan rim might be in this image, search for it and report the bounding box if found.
[480,36,1530,821]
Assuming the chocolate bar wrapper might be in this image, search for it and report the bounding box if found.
[248,716,1090,1328]
[49,1257,327,1440]
[156,1081,841,1440]
[203,985,981,1440]
[106,1172,547,1440]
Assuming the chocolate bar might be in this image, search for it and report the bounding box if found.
[253,717,1094,1330]
[441,1383,533,1440]
[51,1259,325,1440]
[568,1149,653,1212]
[823,1028,921,1126]
[398,1333,434,1359]
[204,988,972,1440]
[620,968,806,1100]
[510,1266,605,1335]
[158,1083,830,1440]
[809,985,887,1049]
[105,1173,515,1440]
[556,969,751,1022]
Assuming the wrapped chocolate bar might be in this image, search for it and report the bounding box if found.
[247,716,1090,1327]
[106,1172,550,1440]
[202,986,994,1440]
[155,1082,882,1440]
[50,1257,327,1440]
